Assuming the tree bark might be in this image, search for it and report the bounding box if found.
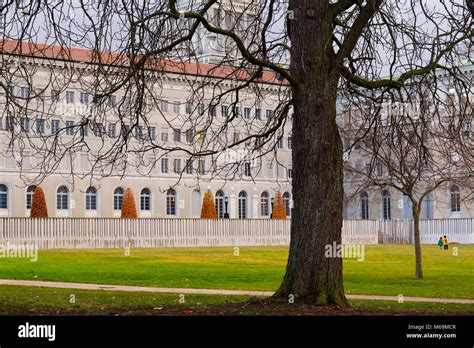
[274,0,347,305]
[412,202,423,279]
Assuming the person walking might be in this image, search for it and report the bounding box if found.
[443,235,449,250]
[438,237,443,250]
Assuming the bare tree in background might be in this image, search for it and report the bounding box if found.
[0,0,472,304]
[343,76,473,278]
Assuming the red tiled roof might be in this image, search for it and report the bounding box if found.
[0,40,287,85]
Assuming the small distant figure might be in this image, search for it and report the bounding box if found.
[438,237,443,250]
[443,235,449,250]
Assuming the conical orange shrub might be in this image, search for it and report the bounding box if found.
[30,186,48,218]
[200,189,217,219]
[121,188,138,218]
[272,192,287,219]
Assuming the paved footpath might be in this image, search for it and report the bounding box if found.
[0,279,473,304]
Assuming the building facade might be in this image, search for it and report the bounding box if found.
[0,40,293,219]
[340,60,474,220]
[0,41,472,220]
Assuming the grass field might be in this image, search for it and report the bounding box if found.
[0,244,472,300]
[1,285,473,315]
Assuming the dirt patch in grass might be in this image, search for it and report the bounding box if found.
[7,298,474,316]
[151,299,474,316]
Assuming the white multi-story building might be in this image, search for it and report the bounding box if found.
[0,0,471,221]
[340,60,474,220]
[0,39,293,219]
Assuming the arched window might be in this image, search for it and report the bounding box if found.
[140,188,151,211]
[57,186,69,210]
[166,189,176,215]
[283,192,291,217]
[113,187,124,210]
[0,184,8,209]
[215,190,225,218]
[86,187,97,210]
[260,191,270,216]
[382,190,391,220]
[26,185,36,209]
[359,191,369,220]
[238,191,247,219]
[450,185,461,212]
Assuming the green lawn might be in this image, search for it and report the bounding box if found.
[0,245,472,299]
[1,285,473,315]
[0,285,250,315]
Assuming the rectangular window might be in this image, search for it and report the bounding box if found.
[173,102,180,113]
[173,159,181,174]
[66,91,75,104]
[80,92,90,104]
[186,129,194,143]
[209,104,217,117]
[22,117,30,133]
[5,116,14,132]
[93,124,102,137]
[135,126,143,140]
[123,124,130,136]
[186,101,193,114]
[235,106,241,118]
[233,132,240,143]
[108,124,116,138]
[161,158,169,173]
[244,162,251,176]
[36,119,45,134]
[161,100,169,112]
[277,137,283,149]
[51,119,60,134]
[244,107,251,119]
[255,108,261,120]
[221,105,228,118]
[266,109,273,119]
[66,121,74,135]
[288,168,293,178]
[185,159,193,174]
[376,162,383,177]
[51,89,60,103]
[288,136,293,149]
[80,125,89,137]
[108,95,117,106]
[198,104,205,115]
[150,127,157,140]
[20,87,30,98]
[198,160,206,175]
[8,85,15,96]
[174,129,181,142]
[161,128,169,142]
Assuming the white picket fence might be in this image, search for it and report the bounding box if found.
[0,218,472,250]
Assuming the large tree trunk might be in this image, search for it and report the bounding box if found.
[274,1,347,305]
[412,202,423,279]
